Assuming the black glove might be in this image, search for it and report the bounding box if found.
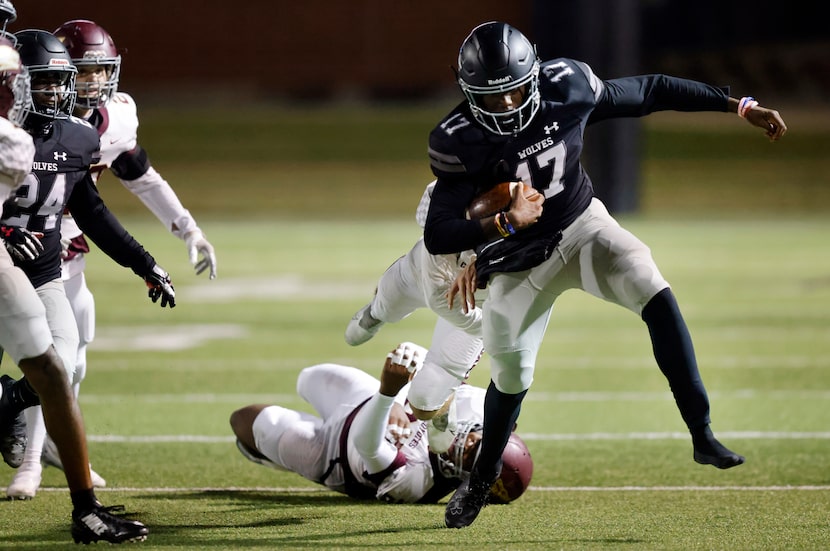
[143,264,176,308]
[1,225,44,262]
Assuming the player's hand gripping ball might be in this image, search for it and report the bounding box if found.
[466,181,540,220]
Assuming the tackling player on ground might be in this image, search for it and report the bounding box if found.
[230,342,532,504]
[423,21,787,528]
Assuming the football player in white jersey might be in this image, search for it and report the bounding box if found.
[0,26,148,544]
[230,342,533,504]
[7,19,218,496]
[345,181,488,454]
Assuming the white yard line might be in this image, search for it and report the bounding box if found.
[77,388,830,404]
[26,485,830,493]
[84,431,830,443]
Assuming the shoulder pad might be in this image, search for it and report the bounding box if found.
[67,115,94,129]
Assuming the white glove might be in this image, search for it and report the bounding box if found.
[184,229,217,279]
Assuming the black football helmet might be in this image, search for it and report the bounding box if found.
[457,21,541,136]
[53,20,120,109]
[0,35,29,126]
[14,29,77,127]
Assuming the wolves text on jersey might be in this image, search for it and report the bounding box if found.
[516,136,554,160]
[32,161,58,172]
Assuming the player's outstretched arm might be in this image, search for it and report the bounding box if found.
[68,175,177,308]
[115,157,218,279]
[353,343,426,476]
[729,96,787,141]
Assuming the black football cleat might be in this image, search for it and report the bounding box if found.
[692,426,745,469]
[694,447,745,469]
[445,468,498,529]
[0,375,27,469]
[71,503,148,544]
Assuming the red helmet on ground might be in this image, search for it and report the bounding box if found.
[488,432,534,503]
[437,422,534,503]
[53,19,120,108]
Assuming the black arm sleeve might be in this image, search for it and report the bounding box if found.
[423,178,487,255]
[66,173,156,278]
[589,74,730,125]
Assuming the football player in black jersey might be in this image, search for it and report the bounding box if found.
[0,28,160,543]
[424,22,787,529]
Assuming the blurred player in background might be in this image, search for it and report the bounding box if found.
[230,342,532,504]
[425,21,788,528]
[0,20,148,544]
[2,29,175,513]
[345,180,487,454]
[6,19,219,497]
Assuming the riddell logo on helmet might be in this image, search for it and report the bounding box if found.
[49,58,70,67]
[487,76,513,85]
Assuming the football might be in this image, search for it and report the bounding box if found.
[466,181,540,220]
[488,433,534,504]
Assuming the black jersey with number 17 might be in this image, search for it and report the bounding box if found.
[424,58,729,261]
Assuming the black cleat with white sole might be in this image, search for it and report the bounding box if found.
[71,503,148,544]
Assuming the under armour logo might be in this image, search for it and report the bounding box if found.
[54,151,68,161]
[543,122,559,135]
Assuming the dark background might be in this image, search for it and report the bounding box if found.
[12,0,827,104]
[9,0,828,213]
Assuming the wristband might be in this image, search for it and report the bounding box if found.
[738,96,758,118]
[499,212,516,235]
[494,212,510,237]
[502,212,516,235]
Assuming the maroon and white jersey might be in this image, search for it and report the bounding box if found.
[352,383,485,503]
[61,91,199,279]
[91,91,139,172]
[250,364,485,504]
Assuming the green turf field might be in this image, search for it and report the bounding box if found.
[1,105,828,549]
